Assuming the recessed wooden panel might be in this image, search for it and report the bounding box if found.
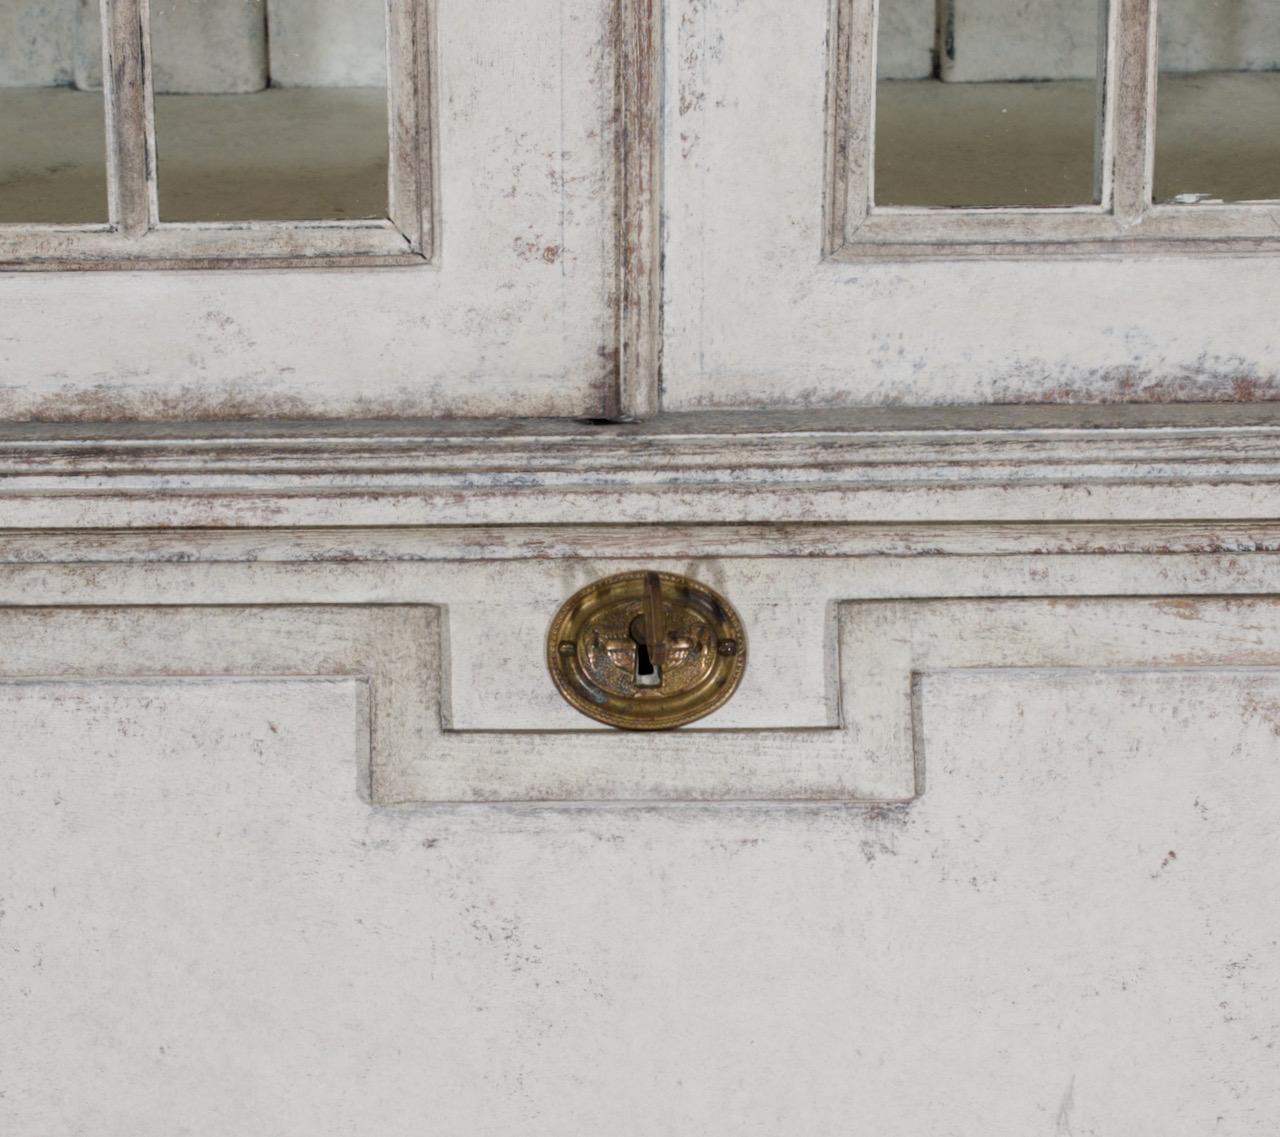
[0,677,423,1135]
[838,666,1280,1134]
[0,603,906,803]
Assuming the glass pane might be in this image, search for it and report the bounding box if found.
[151,0,388,222]
[0,0,107,223]
[1155,0,1280,204]
[875,0,1105,208]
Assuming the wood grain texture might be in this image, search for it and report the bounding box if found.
[102,0,151,237]
[615,0,664,417]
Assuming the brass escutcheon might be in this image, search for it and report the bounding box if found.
[547,570,747,730]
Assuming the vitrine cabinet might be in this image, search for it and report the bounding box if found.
[2,2,1278,1133]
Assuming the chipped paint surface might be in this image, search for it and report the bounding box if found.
[3,0,1275,414]
[0,438,1278,1125]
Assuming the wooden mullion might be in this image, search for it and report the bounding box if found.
[102,0,157,237]
[1109,0,1158,223]
[1093,0,1117,208]
[615,0,664,419]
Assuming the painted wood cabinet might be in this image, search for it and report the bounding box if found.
[2,2,1278,1133]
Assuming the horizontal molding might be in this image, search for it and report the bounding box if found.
[6,546,1280,737]
[0,604,912,803]
[0,406,1278,528]
[3,521,1280,564]
[8,595,1280,803]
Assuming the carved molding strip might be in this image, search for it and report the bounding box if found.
[1,406,1277,528]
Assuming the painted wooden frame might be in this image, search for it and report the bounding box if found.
[0,0,435,270]
[827,0,1280,259]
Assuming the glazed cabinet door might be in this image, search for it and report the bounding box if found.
[659,0,1280,410]
[0,0,642,420]
[2,2,1280,1134]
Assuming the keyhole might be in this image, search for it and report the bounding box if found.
[635,641,660,686]
[630,615,662,688]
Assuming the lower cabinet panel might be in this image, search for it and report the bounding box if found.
[3,666,1278,1134]
[2,555,1279,1133]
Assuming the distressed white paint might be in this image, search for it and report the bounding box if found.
[3,518,1280,1130]
[3,0,1278,411]
[0,602,910,801]
[0,0,1276,1128]
[2,461,1280,1118]
[2,526,1280,795]
[2,408,1280,527]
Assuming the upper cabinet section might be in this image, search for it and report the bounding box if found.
[663,0,1280,410]
[1,0,1277,421]
[0,0,645,421]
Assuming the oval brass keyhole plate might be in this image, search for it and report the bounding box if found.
[547,571,747,730]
